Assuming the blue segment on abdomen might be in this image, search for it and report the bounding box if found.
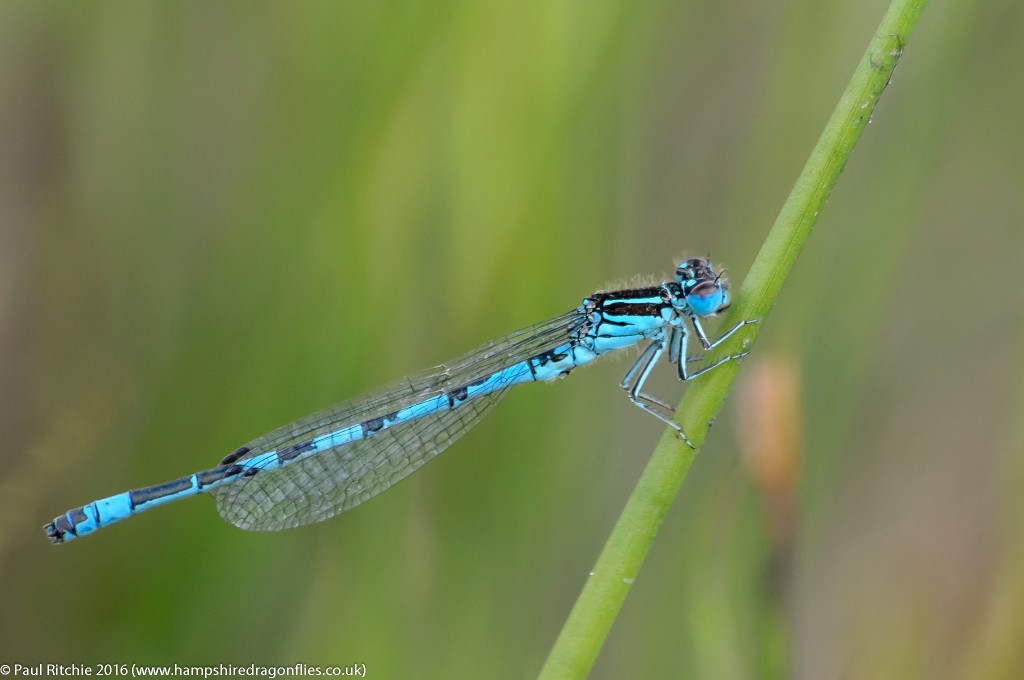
[527,342,601,381]
[132,477,202,511]
[311,424,362,451]
[64,503,101,538]
[395,394,449,423]
[94,492,134,526]
[467,362,533,397]
[237,450,282,470]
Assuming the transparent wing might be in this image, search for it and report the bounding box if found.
[212,309,589,531]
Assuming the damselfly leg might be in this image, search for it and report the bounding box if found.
[623,317,758,447]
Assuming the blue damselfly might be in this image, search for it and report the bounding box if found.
[45,258,754,543]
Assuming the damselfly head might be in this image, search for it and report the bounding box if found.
[676,257,730,316]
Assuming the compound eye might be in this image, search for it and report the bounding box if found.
[686,281,726,316]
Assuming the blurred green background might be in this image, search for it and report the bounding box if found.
[2,1,1022,678]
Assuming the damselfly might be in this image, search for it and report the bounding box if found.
[45,258,755,544]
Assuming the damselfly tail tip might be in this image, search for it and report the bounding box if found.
[44,521,65,545]
[43,514,75,545]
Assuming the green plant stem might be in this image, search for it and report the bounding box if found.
[537,1,929,677]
